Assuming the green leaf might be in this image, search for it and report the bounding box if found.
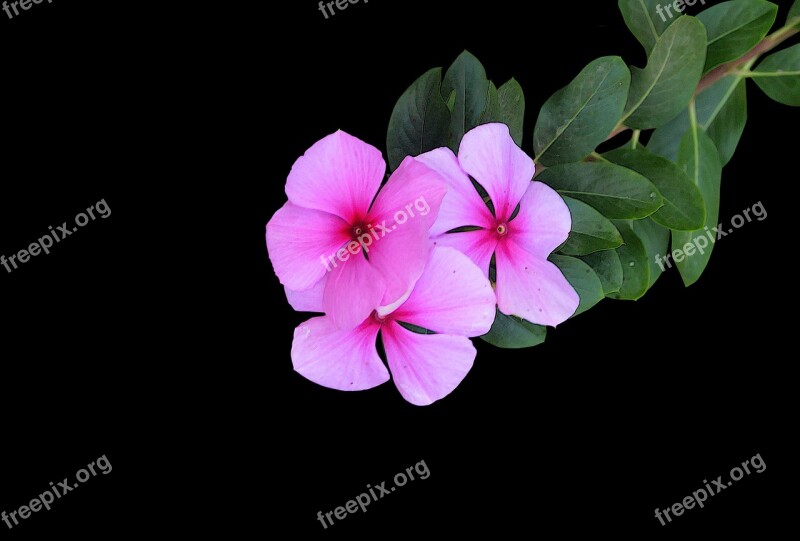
[537,162,663,220]
[622,17,708,129]
[480,309,547,349]
[397,322,435,335]
[386,68,451,171]
[481,79,526,146]
[442,51,490,152]
[698,0,778,72]
[618,0,681,54]
[603,146,706,230]
[648,75,748,165]
[631,217,670,289]
[559,196,624,256]
[580,250,624,295]
[790,0,800,23]
[550,255,605,316]
[608,220,650,300]
[753,43,800,106]
[672,118,723,286]
[533,56,631,166]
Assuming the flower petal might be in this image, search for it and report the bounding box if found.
[366,219,432,309]
[292,316,388,391]
[364,157,446,308]
[285,275,326,313]
[391,247,496,336]
[286,130,385,222]
[415,147,494,235]
[431,230,498,278]
[457,123,535,222]
[510,182,572,258]
[266,202,350,291]
[323,250,386,330]
[382,321,475,406]
[367,156,447,232]
[495,239,579,326]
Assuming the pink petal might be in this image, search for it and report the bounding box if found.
[323,249,386,330]
[415,148,495,235]
[510,182,572,258]
[364,156,447,308]
[431,230,498,278]
[286,130,385,223]
[365,218,432,309]
[391,247,496,337]
[494,239,579,327]
[285,275,326,313]
[382,321,475,406]
[367,156,447,232]
[266,202,350,291]
[457,123,535,222]
[292,316,388,391]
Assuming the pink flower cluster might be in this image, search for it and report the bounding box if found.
[266,124,578,405]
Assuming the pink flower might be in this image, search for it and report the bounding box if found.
[290,247,496,406]
[417,123,579,326]
[266,130,446,330]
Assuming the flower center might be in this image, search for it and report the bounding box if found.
[496,223,508,237]
[371,310,386,324]
[352,224,365,240]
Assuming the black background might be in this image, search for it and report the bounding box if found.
[1,0,796,537]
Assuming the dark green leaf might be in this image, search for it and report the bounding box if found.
[622,17,708,129]
[386,68,451,171]
[698,0,778,72]
[753,43,800,106]
[537,162,663,219]
[442,51,490,152]
[631,217,670,289]
[481,79,526,146]
[549,255,605,316]
[534,56,631,165]
[397,322,436,335]
[580,250,624,294]
[618,0,681,54]
[648,75,748,165]
[604,146,706,230]
[608,220,650,300]
[480,309,547,349]
[559,196,624,255]
[672,124,723,286]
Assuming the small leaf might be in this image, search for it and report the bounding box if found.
[618,0,681,55]
[537,162,663,220]
[604,146,706,230]
[609,220,650,300]
[580,250,624,294]
[480,309,547,349]
[698,0,779,72]
[672,121,723,286]
[534,56,631,165]
[753,43,800,106]
[790,0,800,24]
[386,68,451,171]
[549,255,605,316]
[481,78,526,146]
[622,17,708,129]
[559,196,624,256]
[442,51,490,152]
